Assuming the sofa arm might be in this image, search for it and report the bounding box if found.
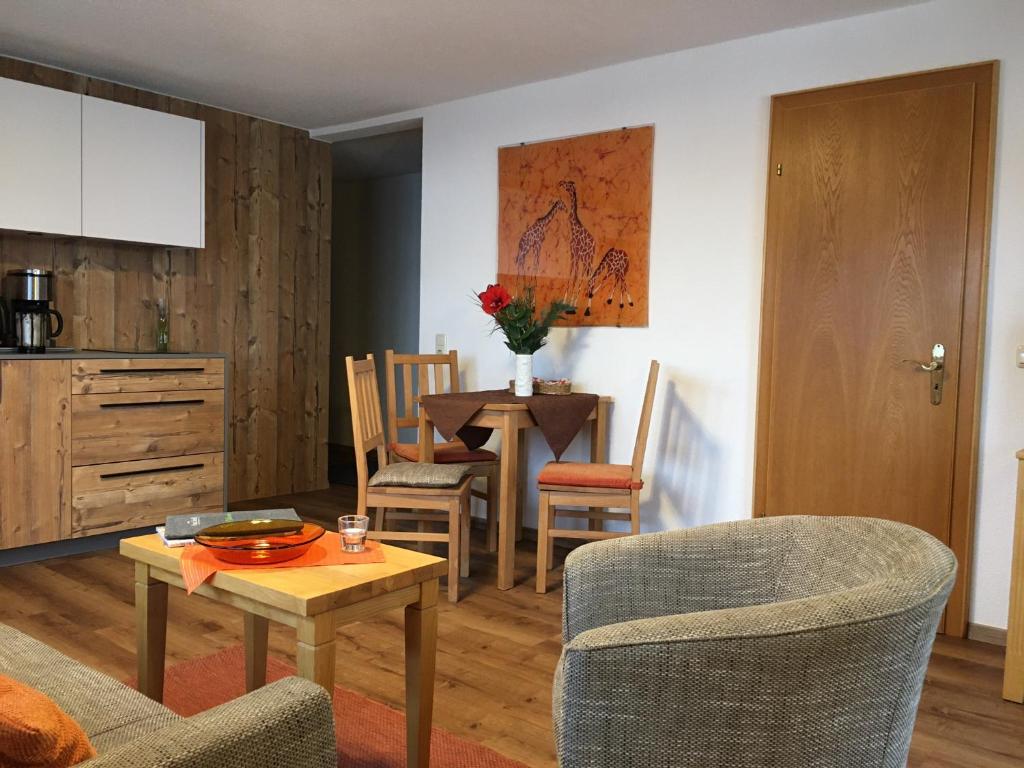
[554,586,951,768]
[82,678,336,768]
[562,521,794,642]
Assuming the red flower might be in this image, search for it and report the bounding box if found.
[478,283,512,316]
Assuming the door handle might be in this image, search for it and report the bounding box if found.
[99,462,205,481]
[99,399,206,409]
[902,343,945,405]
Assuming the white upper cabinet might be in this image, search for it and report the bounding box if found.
[0,77,82,237]
[82,95,205,248]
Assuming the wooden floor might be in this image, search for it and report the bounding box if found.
[0,486,1022,767]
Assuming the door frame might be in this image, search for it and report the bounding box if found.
[752,61,999,637]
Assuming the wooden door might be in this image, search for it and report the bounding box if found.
[0,360,72,549]
[755,63,997,636]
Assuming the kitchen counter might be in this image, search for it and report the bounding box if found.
[0,353,228,552]
[0,349,227,360]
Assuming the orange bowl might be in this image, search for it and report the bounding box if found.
[194,522,326,565]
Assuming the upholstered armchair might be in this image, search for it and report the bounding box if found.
[553,515,956,768]
[0,623,336,768]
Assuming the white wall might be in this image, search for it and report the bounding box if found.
[314,0,1024,630]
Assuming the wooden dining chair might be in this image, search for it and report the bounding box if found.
[384,349,499,552]
[346,354,473,602]
[535,360,660,593]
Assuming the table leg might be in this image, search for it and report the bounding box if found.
[516,432,527,542]
[134,562,168,703]
[418,411,437,555]
[244,612,269,692]
[589,399,610,532]
[406,580,439,768]
[498,413,520,590]
[296,613,337,697]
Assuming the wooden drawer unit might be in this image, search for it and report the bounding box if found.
[72,358,224,394]
[72,389,225,466]
[72,453,224,537]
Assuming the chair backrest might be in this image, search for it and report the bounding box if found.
[345,354,389,489]
[384,349,460,445]
[630,360,660,482]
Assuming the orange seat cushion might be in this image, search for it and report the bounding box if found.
[391,440,497,464]
[537,462,643,490]
[0,674,97,767]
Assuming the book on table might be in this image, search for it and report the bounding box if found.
[163,508,301,542]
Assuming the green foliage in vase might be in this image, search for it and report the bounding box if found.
[476,283,573,355]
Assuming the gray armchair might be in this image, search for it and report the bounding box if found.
[0,623,336,768]
[553,515,956,768]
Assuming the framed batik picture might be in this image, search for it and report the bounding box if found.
[497,125,653,327]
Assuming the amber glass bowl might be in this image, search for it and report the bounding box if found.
[194,521,326,565]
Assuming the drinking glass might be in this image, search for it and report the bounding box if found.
[338,514,370,553]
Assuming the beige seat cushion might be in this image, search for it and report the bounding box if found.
[368,462,471,488]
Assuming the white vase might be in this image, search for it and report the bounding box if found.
[514,354,533,396]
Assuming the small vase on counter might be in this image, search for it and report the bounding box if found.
[514,354,533,396]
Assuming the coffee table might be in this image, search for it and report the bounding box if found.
[120,533,447,768]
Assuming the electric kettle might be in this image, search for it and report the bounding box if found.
[4,269,64,353]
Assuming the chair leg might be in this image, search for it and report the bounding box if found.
[377,507,390,531]
[536,490,551,594]
[460,488,471,579]
[485,466,498,553]
[447,499,461,603]
[630,492,640,535]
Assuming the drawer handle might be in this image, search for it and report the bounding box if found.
[97,367,207,375]
[99,398,206,409]
[99,463,206,481]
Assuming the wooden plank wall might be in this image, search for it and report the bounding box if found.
[0,57,332,502]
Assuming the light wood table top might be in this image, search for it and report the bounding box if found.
[120,534,447,617]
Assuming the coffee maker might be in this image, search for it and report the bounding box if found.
[3,269,64,353]
[0,293,10,347]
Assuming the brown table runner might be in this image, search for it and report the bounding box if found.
[419,389,599,460]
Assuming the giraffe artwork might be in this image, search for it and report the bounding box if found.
[514,198,565,284]
[585,247,634,318]
[557,180,595,310]
[497,125,651,327]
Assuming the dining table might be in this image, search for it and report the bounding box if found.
[418,392,611,590]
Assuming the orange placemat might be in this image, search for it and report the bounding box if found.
[180,532,385,594]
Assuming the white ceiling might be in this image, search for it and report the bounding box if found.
[0,0,925,131]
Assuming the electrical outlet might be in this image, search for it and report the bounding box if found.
[435,333,447,354]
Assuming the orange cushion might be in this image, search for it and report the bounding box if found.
[537,462,643,490]
[391,441,497,464]
[0,674,97,767]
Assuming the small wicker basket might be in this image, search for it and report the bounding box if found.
[508,378,572,395]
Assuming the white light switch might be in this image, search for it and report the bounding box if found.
[1017,345,1024,368]
[435,334,447,354]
